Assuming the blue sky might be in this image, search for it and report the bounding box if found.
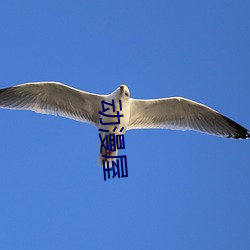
[0,1,249,249]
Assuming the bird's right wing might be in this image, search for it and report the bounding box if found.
[128,97,249,139]
[0,82,106,127]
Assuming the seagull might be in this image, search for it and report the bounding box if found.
[0,82,249,166]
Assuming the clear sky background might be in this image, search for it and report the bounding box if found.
[0,1,249,249]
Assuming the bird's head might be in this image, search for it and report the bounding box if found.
[110,84,130,101]
[119,84,130,98]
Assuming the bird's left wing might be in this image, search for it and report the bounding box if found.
[0,82,106,127]
[128,97,249,139]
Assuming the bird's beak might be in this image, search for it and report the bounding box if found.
[120,85,125,93]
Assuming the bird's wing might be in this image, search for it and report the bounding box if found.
[0,82,105,127]
[128,97,249,139]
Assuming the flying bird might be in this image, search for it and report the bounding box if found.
[0,82,249,166]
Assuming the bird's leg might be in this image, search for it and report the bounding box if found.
[105,150,111,161]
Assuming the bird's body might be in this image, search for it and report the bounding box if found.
[0,82,249,166]
[97,86,130,166]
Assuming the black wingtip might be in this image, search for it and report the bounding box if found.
[222,115,250,139]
